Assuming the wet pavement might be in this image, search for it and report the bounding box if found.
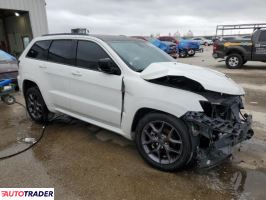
[1,46,266,200]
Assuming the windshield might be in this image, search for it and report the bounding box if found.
[108,40,174,72]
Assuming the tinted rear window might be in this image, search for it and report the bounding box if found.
[27,40,51,60]
[48,40,76,65]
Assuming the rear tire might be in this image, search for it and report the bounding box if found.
[226,54,243,69]
[135,113,192,171]
[25,87,49,123]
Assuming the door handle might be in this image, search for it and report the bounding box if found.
[39,65,47,69]
[71,72,82,77]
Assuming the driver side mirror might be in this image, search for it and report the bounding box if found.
[98,58,121,75]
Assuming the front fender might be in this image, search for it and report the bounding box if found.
[121,81,207,139]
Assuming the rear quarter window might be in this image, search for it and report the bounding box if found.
[26,40,52,60]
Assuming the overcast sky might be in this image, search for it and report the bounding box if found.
[46,0,266,36]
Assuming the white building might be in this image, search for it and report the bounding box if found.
[0,0,48,56]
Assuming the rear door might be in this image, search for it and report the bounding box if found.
[252,31,266,61]
[69,40,123,127]
[23,40,52,105]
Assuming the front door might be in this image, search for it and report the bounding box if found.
[69,40,123,127]
[253,31,266,61]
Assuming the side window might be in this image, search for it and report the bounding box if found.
[48,40,76,65]
[26,40,51,60]
[76,40,112,71]
[258,31,266,42]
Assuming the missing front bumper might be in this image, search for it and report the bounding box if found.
[182,111,253,168]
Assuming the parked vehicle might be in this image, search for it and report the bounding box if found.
[132,36,178,58]
[158,36,202,58]
[0,50,18,86]
[192,37,213,46]
[159,41,178,58]
[213,29,266,68]
[158,36,179,43]
[178,39,203,57]
[0,79,16,105]
[18,34,253,171]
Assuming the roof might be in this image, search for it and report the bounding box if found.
[41,33,139,42]
[92,35,138,42]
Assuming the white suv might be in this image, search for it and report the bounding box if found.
[18,34,253,171]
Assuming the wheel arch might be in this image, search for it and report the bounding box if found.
[22,79,39,96]
[226,47,246,60]
[130,107,185,139]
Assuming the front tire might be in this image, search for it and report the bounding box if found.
[188,49,195,57]
[25,87,49,123]
[135,113,192,171]
[226,54,243,69]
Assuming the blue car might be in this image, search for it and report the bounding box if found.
[0,50,18,89]
[131,36,178,58]
[150,39,178,58]
[158,36,203,58]
[178,39,203,57]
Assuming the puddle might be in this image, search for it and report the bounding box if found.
[186,164,266,200]
[0,100,43,158]
[1,95,266,199]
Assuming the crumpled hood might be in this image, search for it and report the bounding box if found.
[140,62,245,95]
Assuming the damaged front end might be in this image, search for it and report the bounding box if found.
[141,63,254,168]
[182,93,254,168]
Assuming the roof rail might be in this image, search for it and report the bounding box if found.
[215,23,266,36]
[42,33,89,37]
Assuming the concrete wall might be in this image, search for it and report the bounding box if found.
[0,0,49,37]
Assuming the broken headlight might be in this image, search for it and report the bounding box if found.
[200,101,230,120]
[199,96,244,122]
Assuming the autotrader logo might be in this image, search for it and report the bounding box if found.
[0,188,54,199]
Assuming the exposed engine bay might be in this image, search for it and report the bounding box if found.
[150,75,254,168]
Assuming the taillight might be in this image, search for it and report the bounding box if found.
[213,43,218,51]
